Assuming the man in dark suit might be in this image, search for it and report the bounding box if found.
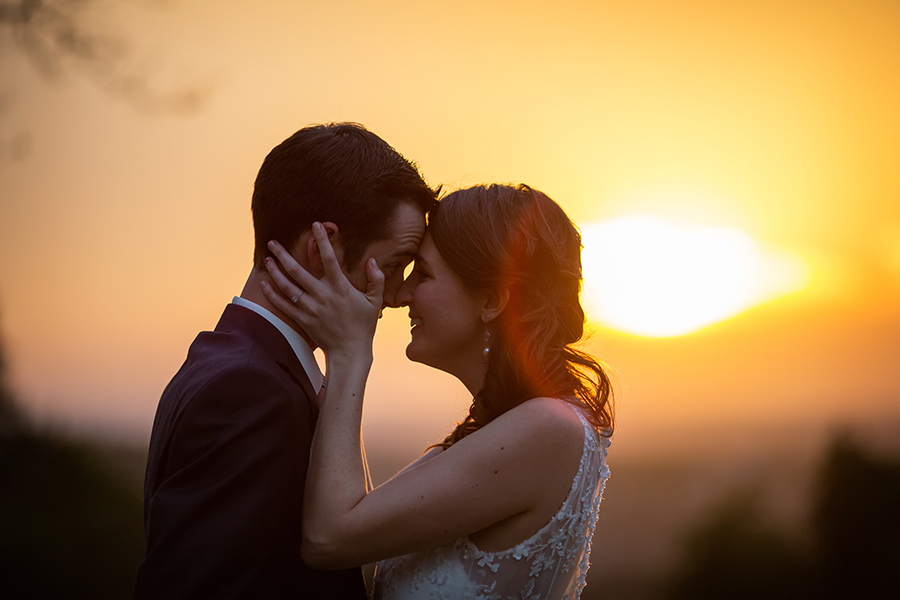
[135,123,437,599]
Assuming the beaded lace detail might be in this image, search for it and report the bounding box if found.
[373,401,611,600]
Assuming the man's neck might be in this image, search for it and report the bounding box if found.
[240,268,318,350]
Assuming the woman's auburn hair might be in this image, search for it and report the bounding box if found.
[429,184,614,448]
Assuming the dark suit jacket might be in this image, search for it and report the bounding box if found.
[135,304,367,599]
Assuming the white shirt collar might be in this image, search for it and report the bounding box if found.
[231,296,325,393]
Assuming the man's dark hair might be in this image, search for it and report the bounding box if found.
[251,122,438,269]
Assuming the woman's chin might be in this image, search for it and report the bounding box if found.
[405,342,434,368]
[405,342,422,363]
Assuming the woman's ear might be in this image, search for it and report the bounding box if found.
[482,287,510,324]
[306,221,341,277]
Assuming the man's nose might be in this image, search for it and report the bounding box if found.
[381,278,406,309]
[382,288,402,309]
[388,277,414,309]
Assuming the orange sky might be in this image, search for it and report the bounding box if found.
[0,0,898,457]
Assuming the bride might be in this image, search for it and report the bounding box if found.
[261,183,614,599]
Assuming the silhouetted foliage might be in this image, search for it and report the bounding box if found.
[811,434,900,599]
[1,0,212,164]
[0,321,23,436]
[0,320,145,599]
[665,489,808,599]
[0,0,210,114]
[0,432,145,599]
[664,433,900,599]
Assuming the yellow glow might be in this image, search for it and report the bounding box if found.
[580,216,810,337]
[0,0,897,439]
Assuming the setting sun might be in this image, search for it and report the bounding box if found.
[580,216,809,337]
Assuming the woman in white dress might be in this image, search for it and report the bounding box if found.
[262,184,614,599]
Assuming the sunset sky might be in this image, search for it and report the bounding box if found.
[0,0,898,458]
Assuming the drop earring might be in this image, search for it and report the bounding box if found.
[483,314,491,359]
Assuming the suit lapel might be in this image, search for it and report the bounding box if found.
[215,304,320,423]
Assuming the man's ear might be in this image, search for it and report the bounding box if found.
[482,287,510,324]
[306,221,341,277]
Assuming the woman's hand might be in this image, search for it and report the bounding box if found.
[260,222,384,361]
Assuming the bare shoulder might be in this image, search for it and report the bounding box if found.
[502,397,585,434]
[468,397,586,460]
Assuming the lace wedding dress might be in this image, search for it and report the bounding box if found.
[372,402,611,600]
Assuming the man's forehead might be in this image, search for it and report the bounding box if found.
[387,233,423,258]
[386,205,426,249]
[365,222,423,260]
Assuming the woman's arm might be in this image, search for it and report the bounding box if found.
[302,392,585,569]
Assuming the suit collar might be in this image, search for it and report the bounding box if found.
[215,304,320,405]
[230,296,325,393]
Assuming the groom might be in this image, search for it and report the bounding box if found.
[134,123,436,599]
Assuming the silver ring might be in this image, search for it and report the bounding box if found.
[291,290,304,303]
